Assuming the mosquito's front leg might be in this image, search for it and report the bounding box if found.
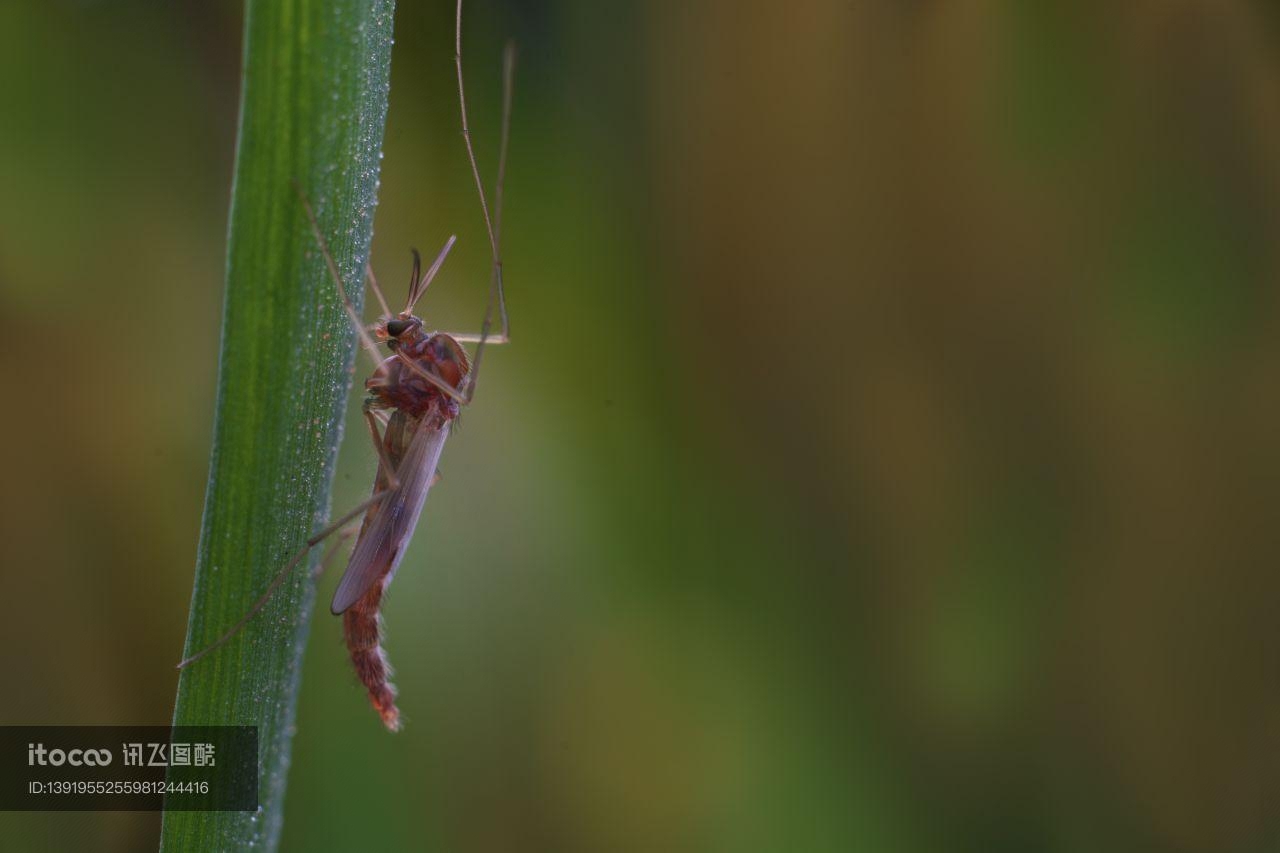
[292,180,387,371]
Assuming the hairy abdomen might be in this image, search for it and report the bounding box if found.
[343,579,401,732]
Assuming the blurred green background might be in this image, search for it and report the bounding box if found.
[4,0,1280,850]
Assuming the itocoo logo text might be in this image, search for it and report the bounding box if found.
[27,743,112,766]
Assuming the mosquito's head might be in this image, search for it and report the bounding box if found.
[382,314,423,349]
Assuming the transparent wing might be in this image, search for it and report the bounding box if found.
[331,417,451,614]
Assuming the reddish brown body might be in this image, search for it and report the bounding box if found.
[338,322,471,731]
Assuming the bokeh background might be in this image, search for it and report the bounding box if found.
[3,0,1280,850]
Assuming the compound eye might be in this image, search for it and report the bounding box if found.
[386,319,411,337]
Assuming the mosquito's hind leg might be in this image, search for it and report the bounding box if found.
[176,488,395,670]
[453,18,516,403]
[377,22,516,410]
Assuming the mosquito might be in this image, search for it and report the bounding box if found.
[178,0,514,733]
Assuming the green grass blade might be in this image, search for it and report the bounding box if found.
[162,1,396,850]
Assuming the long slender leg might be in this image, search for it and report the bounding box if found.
[386,4,516,407]
[455,0,516,401]
[440,330,509,345]
[178,402,403,670]
[291,179,385,371]
[494,41,515,253]
[176,488,395,670]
